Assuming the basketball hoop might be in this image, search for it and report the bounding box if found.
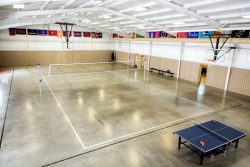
[56,22,75,49]
[207,59,215,62]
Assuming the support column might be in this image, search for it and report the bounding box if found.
[177,42,184,79]
[224,44,236,91]
[128,40,131,62]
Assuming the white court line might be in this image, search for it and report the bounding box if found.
[85,108,215,150]
[49,60,143,66]
[42,75,86,150]
[146,85,213,111]
[46,68,144,77]
[59,89,147,104]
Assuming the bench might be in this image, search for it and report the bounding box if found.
[149,68,174,77]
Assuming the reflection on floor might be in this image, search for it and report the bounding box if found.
[0,65,249,167]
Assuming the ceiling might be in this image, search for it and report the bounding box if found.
[0,0,250,35]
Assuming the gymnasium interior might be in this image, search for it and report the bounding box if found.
[0,0,250,166]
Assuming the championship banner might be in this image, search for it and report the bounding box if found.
[177,32,188,38]
[188,32,199,38]
[37,30,47,36]
[131,32,135,39]
[149,32,156,38]
[48,30,57,36]
[9,28,16,36]
[160,31,168,38]
[91,32,96,38]
[212,31,220,38]
[95,33,99,38]
[98,33,102,38]
[231,30,250,38]
[113,33,118,38]
[83,32,91,37]
[155,31,161,38]
[15,28,26,35]
[199,31,212,38]
[63,31,72,37]
[28,29,38,35]
[74,31,82,37]
[167,34,176,38]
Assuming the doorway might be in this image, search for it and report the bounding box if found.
[199,64,208,84]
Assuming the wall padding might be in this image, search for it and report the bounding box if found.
[0,51,112,66]
[180,61,200,83]
[228,67,250,96]
[206,65,228,89]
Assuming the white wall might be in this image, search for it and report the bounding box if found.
[114,40,250,70]
[0,24,114,51]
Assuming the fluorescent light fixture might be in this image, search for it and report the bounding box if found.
[120,2,156,13]
[173,22,185,25]
[13,4,24,9]
[120,21,136,25]
[99,15,112,19]
[242,15,250,18]
[134,7,147,12]
[91,22,100,25]
[110,17,125,21]
[146,14,186,21]
[99,24,109,27]
[133,8,172,17]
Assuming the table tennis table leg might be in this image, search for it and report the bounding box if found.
[200,153,204,165]
[178,137,181,149]
[235,139,239,148]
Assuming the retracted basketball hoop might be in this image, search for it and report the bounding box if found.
[55,22,75,49]
[207,33,236,62]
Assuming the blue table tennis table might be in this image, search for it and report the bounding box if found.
[174,120,246,165]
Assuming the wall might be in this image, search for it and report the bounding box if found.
[228,68,250,96]
[114,40,250,96]
[206,65,228,89]
[0,51,112,66]
[0,24,114,51]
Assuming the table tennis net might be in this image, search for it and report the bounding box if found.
[193,122,231,143]
[48,60,144,76]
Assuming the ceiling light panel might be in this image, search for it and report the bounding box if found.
[197,3,250,14]
[146,14,186,21]
[120,2,157,13]
[132,8,172,17]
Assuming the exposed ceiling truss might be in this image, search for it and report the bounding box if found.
[0,0,250,35]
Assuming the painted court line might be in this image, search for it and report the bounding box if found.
[59,89,147,104]
[47,68,143,77]
[42,75,86,150]
[84,108,215,149]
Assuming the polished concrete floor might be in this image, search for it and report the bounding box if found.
[0,64,249,167]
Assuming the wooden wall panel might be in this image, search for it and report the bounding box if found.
[115,51,128,61]
[180,61,200,83]
[150,56,160,69]
[206,65,227,89]
[228,68,250,96]
[159,58,178,76]
[0,51,112,66]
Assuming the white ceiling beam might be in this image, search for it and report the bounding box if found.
[220,19,250,24]
[197,3,250,14]
[155,0,221,29]
[103,8,176,36]
[59,0,76,9]
[96,0,116,7]
[106,0,130,7]
[0,7,101,20]
[183,0,227,9]
[40,1,50,10]
[0,0,61,7]
[132,8,172,17]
